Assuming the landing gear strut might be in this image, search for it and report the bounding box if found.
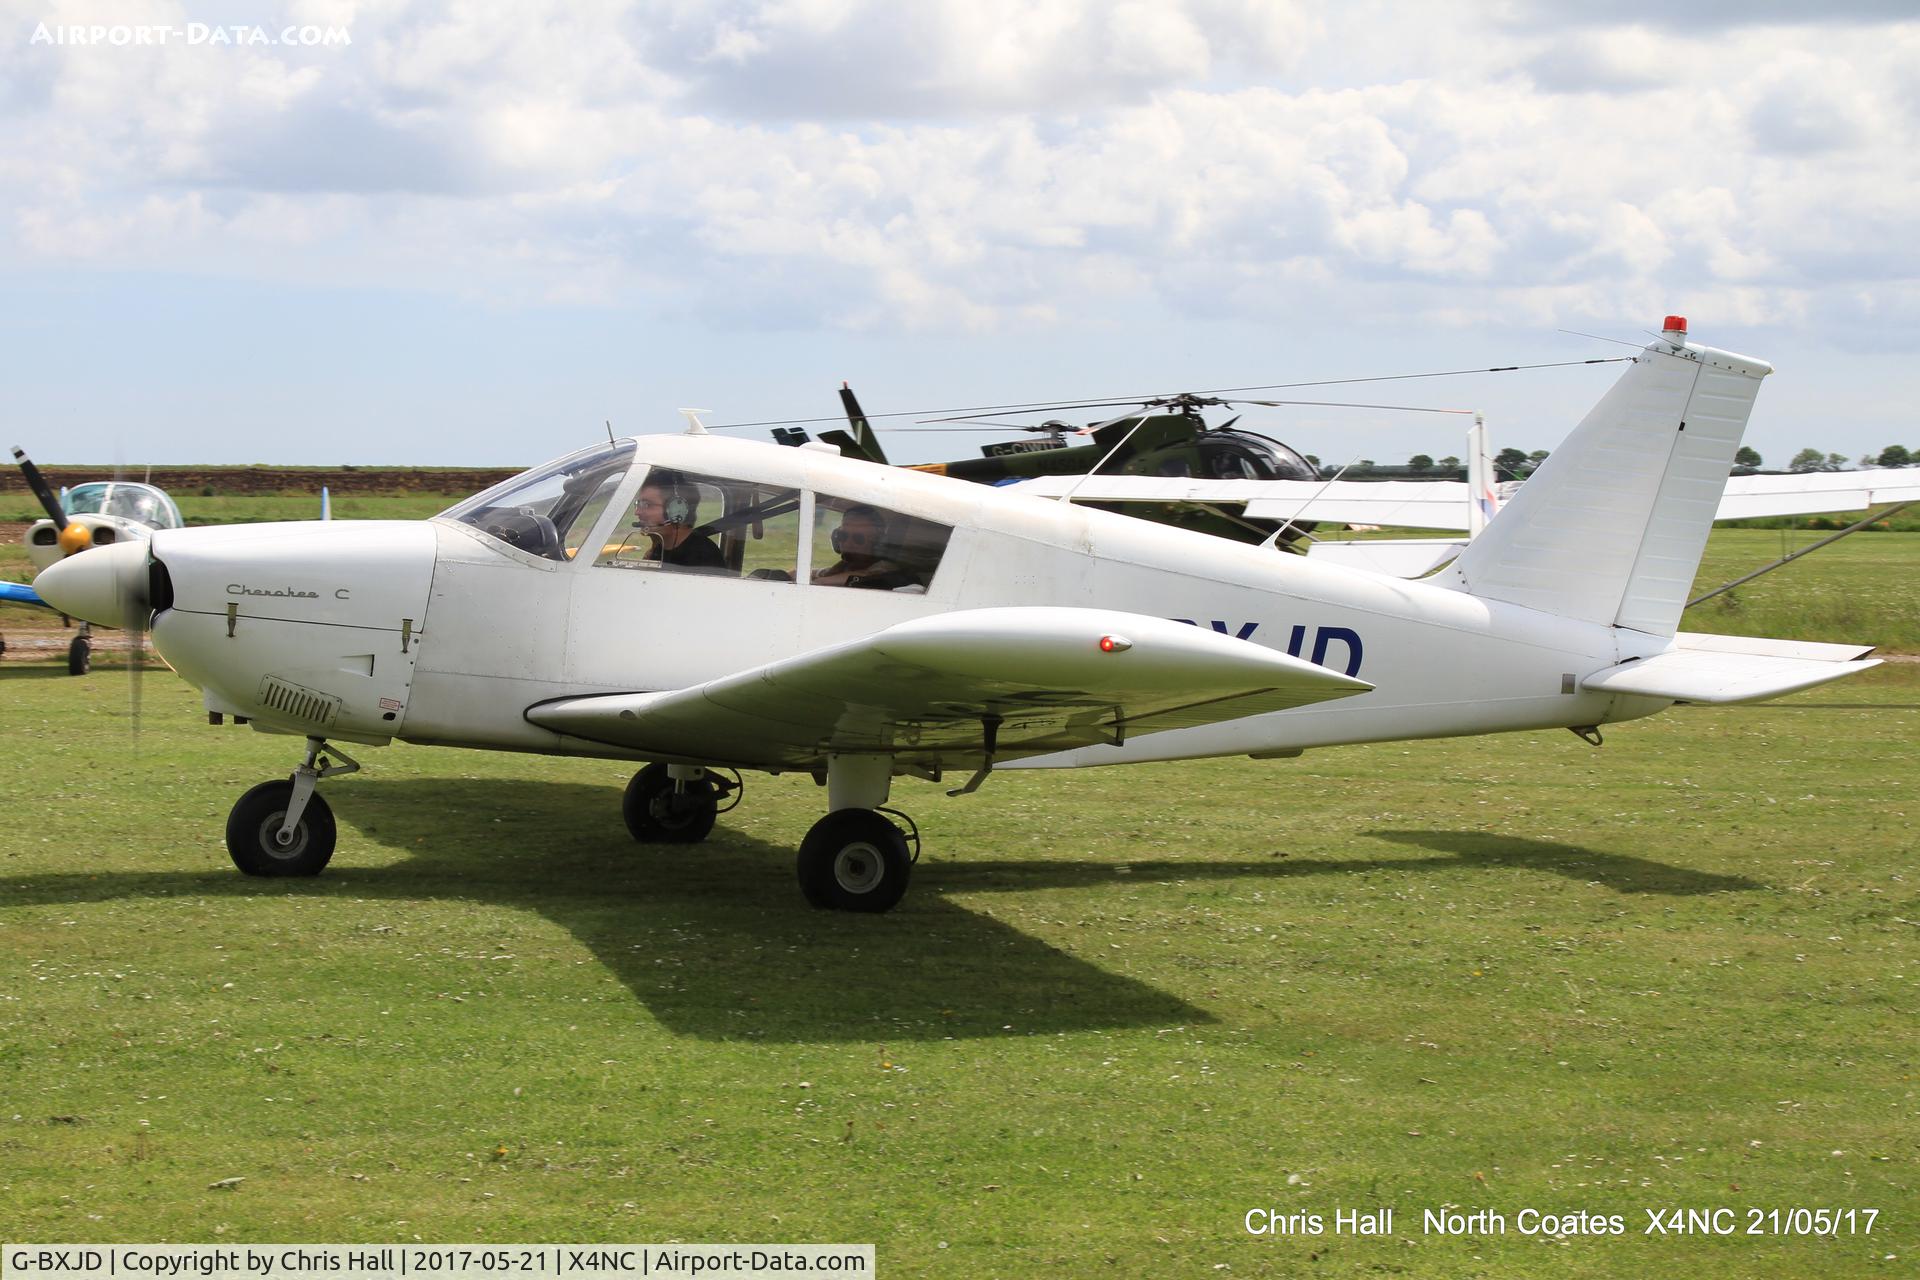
[225,737,359,877]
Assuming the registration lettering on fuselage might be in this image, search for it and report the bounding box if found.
[1169,618,1364,678]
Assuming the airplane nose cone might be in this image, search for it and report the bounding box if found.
[34,541,147,630]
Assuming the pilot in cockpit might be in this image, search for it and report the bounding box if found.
[633,471,728,573]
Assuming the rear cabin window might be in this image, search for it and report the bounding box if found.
[809,497,951,593]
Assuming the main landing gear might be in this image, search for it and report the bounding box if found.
[621,754,920,912]
[67,626,91,676]
[225,737,359,877]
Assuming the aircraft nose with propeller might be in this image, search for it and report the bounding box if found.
[9,446,186,673]
[33,321,1882,913]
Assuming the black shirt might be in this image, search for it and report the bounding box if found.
[662,531,728,573]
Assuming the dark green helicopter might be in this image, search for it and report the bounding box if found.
[774,384,1323,548]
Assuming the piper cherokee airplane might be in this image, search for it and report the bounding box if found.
[34,318,1880,913]
[10,446,186,673]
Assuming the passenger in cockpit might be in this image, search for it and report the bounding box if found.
[635,472,728,573]
[812,505,911,589]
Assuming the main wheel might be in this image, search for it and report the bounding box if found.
[796,809,911,913]
[226,780,337,877]
[622,763,717,843]
[67,635,90,676]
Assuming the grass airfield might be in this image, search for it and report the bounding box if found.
[0,533,1915,1277]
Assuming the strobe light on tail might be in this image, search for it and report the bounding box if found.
[33,320,1881,913]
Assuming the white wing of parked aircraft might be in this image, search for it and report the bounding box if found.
[1004,468,1920,533]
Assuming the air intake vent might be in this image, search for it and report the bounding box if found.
[257,676,342,728]
[31,527,56,546]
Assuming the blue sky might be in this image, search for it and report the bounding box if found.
[4,1,1916,470]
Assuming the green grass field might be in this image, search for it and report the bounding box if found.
[3,539,1916,1275]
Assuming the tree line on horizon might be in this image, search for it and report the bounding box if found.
[1319,444,1918,480]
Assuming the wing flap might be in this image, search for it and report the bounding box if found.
[527,607,1372,768]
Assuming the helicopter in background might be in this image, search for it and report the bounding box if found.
[775,384,1325,548]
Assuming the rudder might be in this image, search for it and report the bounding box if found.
[1442,318,1771,637]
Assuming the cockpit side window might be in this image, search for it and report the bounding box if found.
[810,496,951,593]
[596,469,804,581]
[441,441,636,562]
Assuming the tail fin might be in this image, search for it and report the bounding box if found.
[1465,413,1497,537]
[1443,318,1771,637]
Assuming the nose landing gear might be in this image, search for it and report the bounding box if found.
[225,737,359,877]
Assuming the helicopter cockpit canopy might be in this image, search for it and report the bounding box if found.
[64,482,185,531]
[1186,430,1319,482]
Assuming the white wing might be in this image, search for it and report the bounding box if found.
[1005,476,1477,530]
[526,607,1371,771]
[1715,469,1920,519]
[1010,467,1920,531]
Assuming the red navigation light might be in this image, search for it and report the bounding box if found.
[1662,315,1687,333]
[1098,635,1131,653]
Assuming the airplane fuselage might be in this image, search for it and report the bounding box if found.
[143,433,1668,773]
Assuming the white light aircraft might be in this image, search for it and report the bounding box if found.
[34,319,1881,912]
[9,447,186,673]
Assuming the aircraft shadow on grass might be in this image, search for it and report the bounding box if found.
[0,780,1759,1041]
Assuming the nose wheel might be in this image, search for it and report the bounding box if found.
[225,737,358,877]
[67,631,91,676]
[226,780,337,876]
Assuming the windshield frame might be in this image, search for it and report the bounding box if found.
[438,440,638,562]
[64,482,184,530]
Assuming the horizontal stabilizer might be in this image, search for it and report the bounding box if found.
[1584,634,1879,704]
[527,607,1371,769]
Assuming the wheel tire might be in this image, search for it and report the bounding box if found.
[622,763,717,844]
[796,809,912,913]
[226,780,337,877]
[67,635,91,676]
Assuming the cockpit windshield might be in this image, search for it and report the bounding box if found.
[64,483,184,530]
[440,440,636,562]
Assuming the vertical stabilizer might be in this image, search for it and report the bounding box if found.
[1443,319,1771,637]
[1466,413,1497,537]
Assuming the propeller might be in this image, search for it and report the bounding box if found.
[119,548,151,735]
[13,446,92,554]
